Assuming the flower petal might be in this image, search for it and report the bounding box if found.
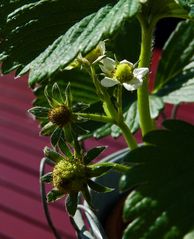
[123,83,136,91]
[120,59,133,67]
[130,76,143,85]
[100,57,116,76]
[101,77,119,87]
[123,78,143,91]
[98,41,105,55]
[133,67,149,79]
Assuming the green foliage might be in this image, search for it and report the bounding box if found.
[19,0,140,86]
[84,146,107,164]
[87,180,113,193]
[110,18,141,63]
[0,0,112,75]
[42,144,122,215]
[41,172,53,183]
[177,0,194,17]
[88,164,114,178]
[33,69,98,105]
[110,95,164,138]
[87,94,163,139]
[1,0,194,237]
[65,192,78,216]
[47,188,64,202]
[154,20,194,104]
[149,95,164,118]
[120,120,194,239]
[0,0,192,83]
[44,146,64,163]
[30,69,106,140]
[140,0,190,23]
[0,0,38,31]
[159,69,194,105]
[92,123,112,139]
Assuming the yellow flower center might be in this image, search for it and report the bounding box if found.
[52,159,87,193]
[48,105,71,127]
[114,63,133,83]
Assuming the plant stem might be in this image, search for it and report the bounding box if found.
[90,66,117,119]
[72,131,82,158]
[118,121,137,150]
[90,66,137,150]
[75,112,113,123]
[117,85,123,119]
[137,17,155,136]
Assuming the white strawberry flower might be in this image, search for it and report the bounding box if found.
[100,58,149,91]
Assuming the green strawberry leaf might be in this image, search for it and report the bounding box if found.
[121,119,194,239]
[154,20,194,104]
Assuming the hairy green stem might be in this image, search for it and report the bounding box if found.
[117,85,123,119]
[137,17,155,136]
[90,66,137,150]
[72,131,82,158]
[118,121,138,150]
[90,66,117,119]
[75,112,113,123]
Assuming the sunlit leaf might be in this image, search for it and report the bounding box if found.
[0,0,112,74]
[154,20,194,104]
[20,0,140,86]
